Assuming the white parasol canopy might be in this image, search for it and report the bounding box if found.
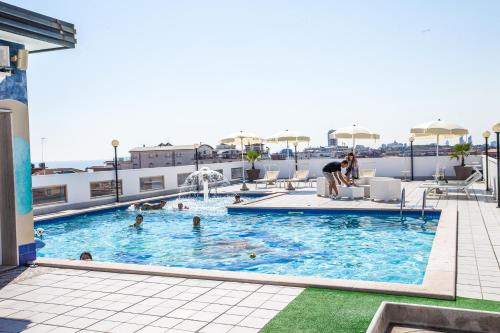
[220,131,263,190]
[266,130,310,144]
[267,130,310,176]
[329,124,380,150]
[221,131,263,146]
[410,119,469,175]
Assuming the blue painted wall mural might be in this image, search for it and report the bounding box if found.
[0,40,28,104]
[0,39,34,265]
[14,136,33,215]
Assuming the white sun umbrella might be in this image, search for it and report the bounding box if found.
[267,130,310,178]
[220,131,263,190]
[329,124,380,151]
[410,119,469,175]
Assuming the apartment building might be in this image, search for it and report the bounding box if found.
[129,143,214,168]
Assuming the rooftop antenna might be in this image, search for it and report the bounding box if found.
[41,137,47,175]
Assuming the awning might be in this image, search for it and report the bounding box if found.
[0,2,76,53]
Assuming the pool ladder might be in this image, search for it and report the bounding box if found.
[399,188,406,218]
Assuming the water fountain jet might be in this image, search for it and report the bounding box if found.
[181,167,229,201]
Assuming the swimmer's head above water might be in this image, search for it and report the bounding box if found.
[131,214,143,228]
[193,215,201,227]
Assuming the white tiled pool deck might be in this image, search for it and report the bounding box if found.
[0,266,303,333]
[2,180,500,332]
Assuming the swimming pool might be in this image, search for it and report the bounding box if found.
[35,195,439,284]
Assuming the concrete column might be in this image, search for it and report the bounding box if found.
[0,111,18,265]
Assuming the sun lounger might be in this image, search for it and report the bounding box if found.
[254,170,280,189]
[420,171,482,199]
[359,169,376,178]
[422,171,480,186]
[288,170,310,188]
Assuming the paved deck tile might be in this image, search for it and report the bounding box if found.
[0,267,303,332]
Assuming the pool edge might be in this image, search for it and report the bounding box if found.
[33,207,456,300]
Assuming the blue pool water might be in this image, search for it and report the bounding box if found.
[35,196,439,284]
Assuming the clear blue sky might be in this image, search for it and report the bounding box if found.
[10,0,500,161]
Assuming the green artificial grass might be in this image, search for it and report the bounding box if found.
[261,288,500,333]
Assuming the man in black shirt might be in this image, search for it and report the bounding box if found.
[322,160,349,197]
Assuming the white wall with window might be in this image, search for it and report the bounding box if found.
[32,185,67,206]
[31,156,480,215]
[90,180,123,198]
[140,176,165,192]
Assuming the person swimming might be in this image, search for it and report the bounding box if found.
[133,203,143,210]
[193,215,201,227]
[130,214,144,228]
[233,194,243,204]
[80,252,93,260]
[141,200,166,211]
[178,202,189,210]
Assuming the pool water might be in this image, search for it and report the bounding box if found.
[35,196,438,284]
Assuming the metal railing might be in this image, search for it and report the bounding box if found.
[422,189,427,217]
[400,188,406,218]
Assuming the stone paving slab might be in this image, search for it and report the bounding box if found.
[0,267,303,333]
[454,185,500,301]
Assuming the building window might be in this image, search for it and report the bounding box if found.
[33,185,67,206]
[148,162,154,168]
[177,172,191,186]
[231,167,243,180]
[140,176,165,192]
[90,180,122,198]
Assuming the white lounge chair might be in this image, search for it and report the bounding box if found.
[422,171,479,186]
[255,171,280,189]
[288,170,310,188]
[359,169,376,178]
[420,172,482,199]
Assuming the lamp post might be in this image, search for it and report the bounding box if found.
[493,123,500,208]
[194,144,199,171]
[41,137,47,175]
[409,135,415,181]
[111,139,120,203]
[483,131,491,192]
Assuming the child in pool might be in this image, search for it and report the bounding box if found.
[130,214,144,228]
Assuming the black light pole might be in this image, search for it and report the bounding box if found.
[494,123,500,208]
[483,131,490,192]
[111,139,120,203]
[409,136,415,181]
[194,145,199,171]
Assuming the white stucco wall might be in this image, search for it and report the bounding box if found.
[482,155,498,196]
[32,155,480,215]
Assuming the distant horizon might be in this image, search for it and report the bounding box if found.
[8,0,500,161]
[31,136,494,168]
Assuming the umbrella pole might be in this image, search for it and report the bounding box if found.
[287,140,290,179]
[294,143,298,171]
[286,139,295,190]
[436,134,440,177]
[240,137,248,191]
